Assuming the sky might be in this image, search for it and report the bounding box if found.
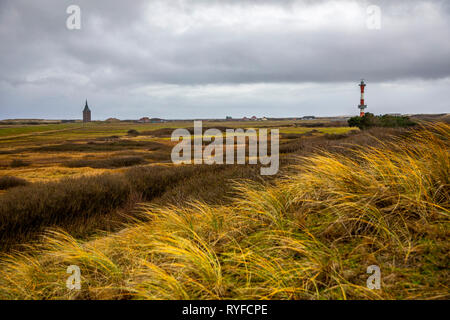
[0,0,449,120]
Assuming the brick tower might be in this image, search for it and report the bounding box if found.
[83,100,91,122]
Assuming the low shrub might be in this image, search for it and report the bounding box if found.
[0,176,29,190]
[0,173,132,247]
[33,141,161,153]
[64,156,147,169]
[348,113,416,130]
[10,159,30,168]
[0,163,263,249]
[127,129,140,136]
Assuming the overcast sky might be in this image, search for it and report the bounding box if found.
[0,0,449,120]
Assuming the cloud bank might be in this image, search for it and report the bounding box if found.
[1,0,449,119]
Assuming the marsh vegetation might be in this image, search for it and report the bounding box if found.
[0,120,448,300]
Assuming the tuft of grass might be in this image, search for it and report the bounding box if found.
[0,123,447,300]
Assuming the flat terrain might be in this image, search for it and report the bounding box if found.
[0,120,355,183]
[0,119,362,246]
[0,119,447,300]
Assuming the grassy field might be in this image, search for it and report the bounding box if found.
[0,120,448,299]
[0,120,354,182]
[0,123,79,138]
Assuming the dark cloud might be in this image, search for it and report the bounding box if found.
[0,0,449,119]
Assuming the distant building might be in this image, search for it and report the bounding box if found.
[302,116,315,120]
[138,117,150,123]
[242,117,249,121]
[83,100,91,122]
[261,117,268,121]
[251,116,258,121]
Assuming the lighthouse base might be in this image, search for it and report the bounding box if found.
[358,104,367,117]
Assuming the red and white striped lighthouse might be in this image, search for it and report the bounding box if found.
[358,79,367,117]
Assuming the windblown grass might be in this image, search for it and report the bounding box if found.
[0,123,448,300]
[0,164,264,250]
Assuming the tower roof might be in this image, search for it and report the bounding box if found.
[83,100,90,112]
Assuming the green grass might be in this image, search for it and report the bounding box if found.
[0,124,79,137]
[0,121,351,139]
